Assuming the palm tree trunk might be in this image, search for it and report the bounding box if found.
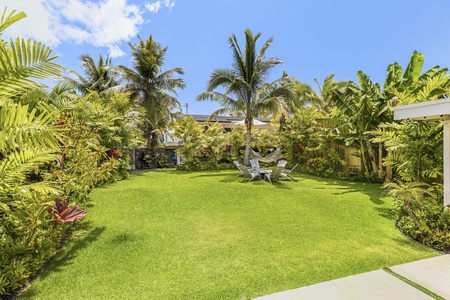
[244,129,251,166]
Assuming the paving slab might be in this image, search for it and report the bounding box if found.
[391,254,450,299]
[253,269,433,300]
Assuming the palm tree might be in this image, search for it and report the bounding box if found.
[114,36,185,166]
[63,54,120,95]
[310,74,341,113]
[197,28,295,165]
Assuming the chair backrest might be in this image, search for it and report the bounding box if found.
[277,160,287,167]
[233,161,241,168]
[250,159,260,171]
[269,165,284,180]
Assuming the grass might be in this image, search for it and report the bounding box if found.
[18,170,438,299]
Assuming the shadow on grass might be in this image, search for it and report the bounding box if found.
[304,176,384,201]
[129,170,149,176]
[191,172,295,188]
[36,226,105,280]
[13,225,105,299]
[293,171,393,217]
[374,206,396,220]
[391,236,438,253]
[131,169,391,217]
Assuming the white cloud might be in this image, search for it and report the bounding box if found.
[1,0,60,46]
[1,0,172,58]
[146,0,175,13]
[108,44,126,58]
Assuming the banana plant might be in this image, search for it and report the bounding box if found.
[384,50,450,105]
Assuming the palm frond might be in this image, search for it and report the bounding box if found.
[0,37,62,98]
[0,103,61,152]
[0,7,26,33]
[197,91,241,110]
[0,148,55,192]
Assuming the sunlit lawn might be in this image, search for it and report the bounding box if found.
[19,170,438,299]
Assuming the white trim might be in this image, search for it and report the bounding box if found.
[393,99,450,209]
[444,118,450,208]
[394,98,450,121]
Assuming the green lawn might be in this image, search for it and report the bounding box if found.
[19,170,438,299]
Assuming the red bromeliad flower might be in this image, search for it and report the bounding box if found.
[50,198,86,224]
[56,114,67,126]
[108,147,120,157]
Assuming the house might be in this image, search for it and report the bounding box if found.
[185,114,272,131]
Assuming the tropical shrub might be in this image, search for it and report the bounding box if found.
[229,125,246,162]
[396,200,450,252]
[171,116,203,170]
[171,116,283,170]
[0,194,66,296]
[369,52,450,250]
[385,181,450,252]
[0,8,69,296]
[139,148,174,168]
[44,93,117,204]
[0,8,135,296]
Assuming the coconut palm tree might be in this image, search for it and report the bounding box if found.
[197,28,295,165]
[63,54,120,95]
[113,36,185,166]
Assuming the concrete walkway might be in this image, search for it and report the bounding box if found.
[254,255,450,300]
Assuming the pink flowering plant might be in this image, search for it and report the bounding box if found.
[49,198,86,225]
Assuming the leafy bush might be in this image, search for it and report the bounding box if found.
[0,195,74,296]
[384,181,450,252]
[396,197,450,252]
[0,9,136,297]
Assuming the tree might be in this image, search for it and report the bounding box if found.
[114,36,185,168]
[370,51,450,181]
[383,50,450,105]
[328,71,389,175]
[197,28,295,165]
[63,54,120,95]
[284,74,340,118]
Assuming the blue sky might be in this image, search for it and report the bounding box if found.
[3,0,450,115]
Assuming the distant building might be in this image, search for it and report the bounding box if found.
[185,114,272,132]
